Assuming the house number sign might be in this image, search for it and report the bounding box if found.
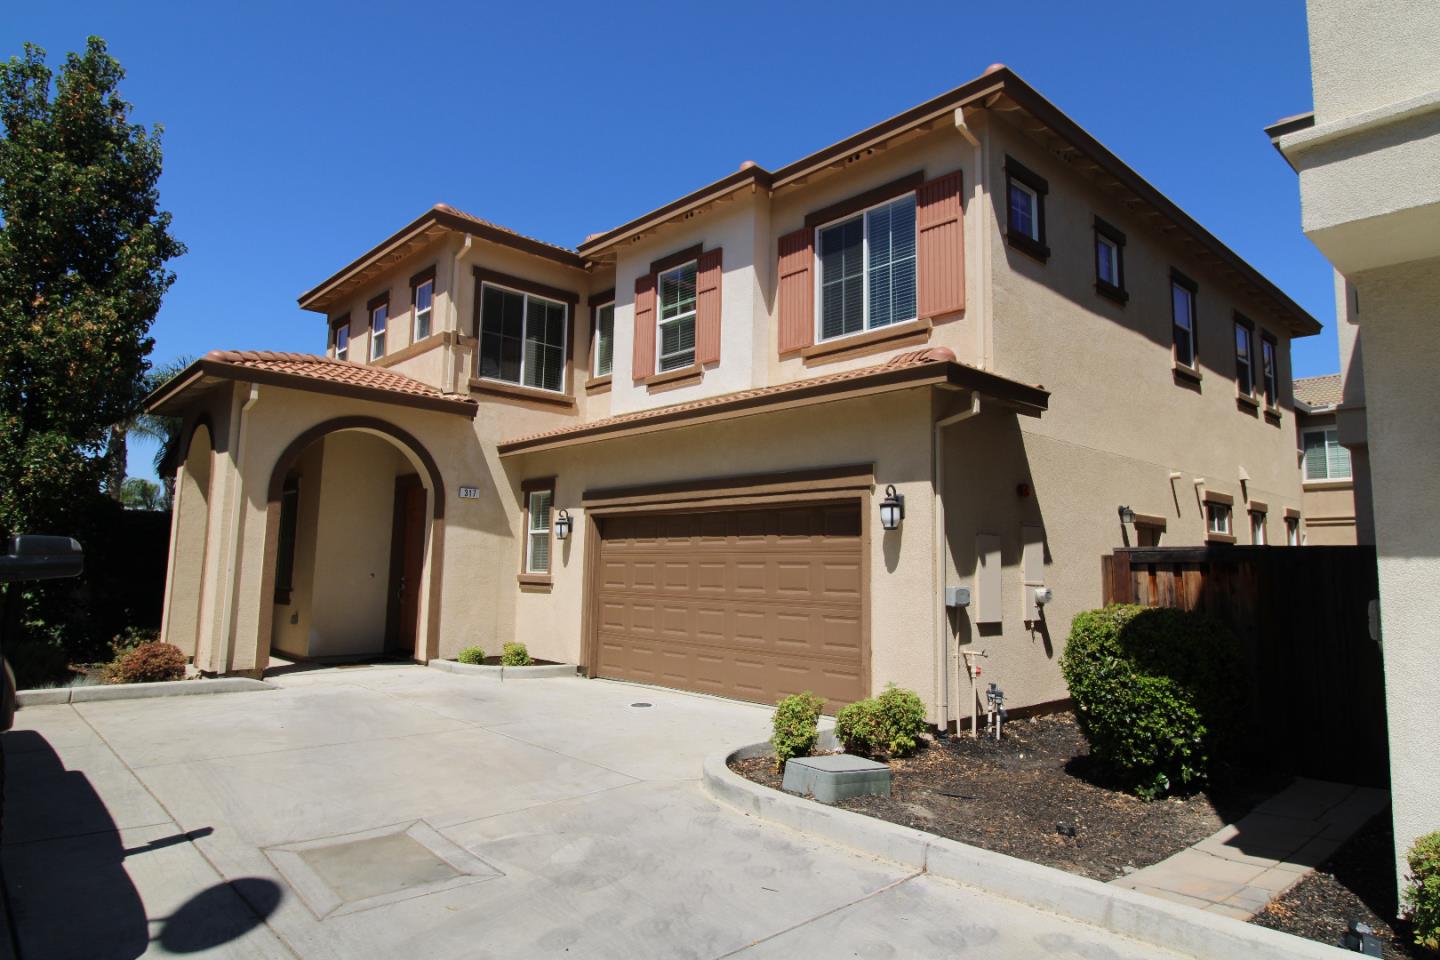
[458,486,481,500]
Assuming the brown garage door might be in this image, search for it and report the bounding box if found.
[593,501,865,709]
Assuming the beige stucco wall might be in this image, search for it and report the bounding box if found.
[159,422,214,658]
[269,440,323,657]
[1307,0,1440,124]
[1352,254,1440,888]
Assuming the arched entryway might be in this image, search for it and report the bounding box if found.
[254,417,446,674]
[161,418,215,662]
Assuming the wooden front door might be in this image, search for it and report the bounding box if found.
[386,475,427,656]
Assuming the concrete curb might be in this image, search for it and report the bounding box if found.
[703,741,1343,960]
[17,677,275,706]
[427,659,580,681]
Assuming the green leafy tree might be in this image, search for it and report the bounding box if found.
[119,477,163,511]
[0,37,184,537]
[107,354,193,505]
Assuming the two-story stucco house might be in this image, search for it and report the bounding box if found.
[148,66,1317,727]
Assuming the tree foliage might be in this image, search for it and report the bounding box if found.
[0,37,184,537]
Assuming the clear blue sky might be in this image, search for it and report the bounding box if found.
[2,0,1332,480]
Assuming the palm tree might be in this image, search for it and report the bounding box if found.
[104,356,193,507]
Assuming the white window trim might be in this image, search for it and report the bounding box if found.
[477,281,570,395]
[413,278,434,342]
[1301,427,1353,483]
[369,303,388,360]
[1096,233,1120,286]
[593,300,615,378]
[1206,502,1232,536]
[812,192,919,346]
[333,322,349,362]
[657,261,698,372]
[1250,510,1267,545]
[524,488,553,575]
[1008,180,1040,241]
[1285,516,1301,546]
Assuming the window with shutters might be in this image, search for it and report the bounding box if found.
[593,301,614,377]
[657,262,697,371]
[1171,271,1198,372]
[1234,316,1255,398]
[478,283,567,393]
[816,193,917,342]
[1302,428,1352,482]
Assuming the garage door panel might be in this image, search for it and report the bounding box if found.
[594,501,864,709]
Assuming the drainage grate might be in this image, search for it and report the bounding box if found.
[630,702,653,708]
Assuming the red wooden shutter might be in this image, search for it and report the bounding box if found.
[777,228,814,355]
[632,272,656,382]
[695,248,723,365]
[917,170,966,320]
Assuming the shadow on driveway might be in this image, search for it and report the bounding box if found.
[1,728,281,958]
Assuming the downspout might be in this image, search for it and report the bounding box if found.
[934,392,982,734]
[445,236,474,394]
[218,383,260,675]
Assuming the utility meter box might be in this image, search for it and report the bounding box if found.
[944,586,971,608]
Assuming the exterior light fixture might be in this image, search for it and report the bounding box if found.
[554,509,573,541]
[879,485,905,531]
[1118,505,1135,525]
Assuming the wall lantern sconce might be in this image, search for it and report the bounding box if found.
[879,485,905,531]
[555,509,573,541]
[1117,505,1135,525]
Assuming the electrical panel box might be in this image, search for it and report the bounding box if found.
[975,534,1001,623]
[944,586,971,608]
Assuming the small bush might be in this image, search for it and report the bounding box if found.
[457,646,486,665]
[500,642,533,667]
[1405,830,1440,950]
[835,684,927,759]
[771,692,825,770]
[1060,604,1243,799]
[110,641,187,684]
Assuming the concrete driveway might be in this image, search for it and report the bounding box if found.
[1,666,1180,959]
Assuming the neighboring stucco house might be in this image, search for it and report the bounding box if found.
[149,65,1317,729]
[1293,373,1360,544]
[1268,0,1439,894]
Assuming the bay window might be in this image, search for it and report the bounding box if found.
[817,193,917,342]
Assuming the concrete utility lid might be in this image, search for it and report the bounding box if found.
[782,753,892,804]
[787,754,888,773]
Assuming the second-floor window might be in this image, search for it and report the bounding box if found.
[413,276,434,341]
[1303,428,1352,482]
[1206,501,1232,537]
[1234,318,1254,396]
[593,302,614,377]
[817,193,917,342]
[369,298,388,360]
[479,284,567,392]
[657,262,697,371]
[332,317,350,361]
[1261,335,1278,407]
[1171,272,1197,370]
[1093,217,1126,302]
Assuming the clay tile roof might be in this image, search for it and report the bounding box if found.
[167,350,478,416]
[1293,373,1343,408]
[430,204,578,258]
[497,346,1046,456]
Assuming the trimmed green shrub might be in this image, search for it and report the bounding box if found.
[110,641,186,684]
[1404,830,1440,950]
[771,692,825,770]
[1060,604,1243,799]
[501,642,533,667]
[457,646,486,665]
[835,684,927,759]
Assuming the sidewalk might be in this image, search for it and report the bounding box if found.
[1111,778,1388,919]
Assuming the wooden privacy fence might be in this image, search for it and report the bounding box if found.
[1100,545,1387,787]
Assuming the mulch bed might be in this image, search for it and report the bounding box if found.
[1252,810,1431,959]
[730,712,1284,882]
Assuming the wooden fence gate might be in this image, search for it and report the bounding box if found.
[1100,546,1387,786]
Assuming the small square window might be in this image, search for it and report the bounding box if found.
[1206,501,1232,537]
[1302,428,1352,482]
[1009,181,1039,241]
